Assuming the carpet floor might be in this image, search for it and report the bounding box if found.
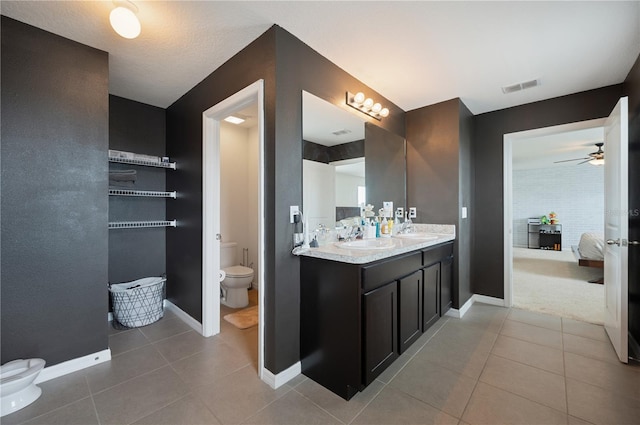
[512,247,604,324]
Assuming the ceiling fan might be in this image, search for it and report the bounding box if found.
[553,142,604,165]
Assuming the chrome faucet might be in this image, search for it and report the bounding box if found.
[398,214,413,234]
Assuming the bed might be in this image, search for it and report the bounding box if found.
[572,232,604,284]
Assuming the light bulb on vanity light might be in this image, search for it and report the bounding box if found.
[379,108,390,118]
[110,0,141,39]
[353,92,365,105]
[363,98,374,110]
[371,103,382,114]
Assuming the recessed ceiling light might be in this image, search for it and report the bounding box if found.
[224,116,245,125]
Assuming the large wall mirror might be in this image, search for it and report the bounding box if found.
[302,91,406,233]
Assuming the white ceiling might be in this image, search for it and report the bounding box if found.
[2,1,639,114]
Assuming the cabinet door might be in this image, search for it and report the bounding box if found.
[440,256,453,315]
[363,281,398,385]
[423,262,440,331]
[398,270,423,354]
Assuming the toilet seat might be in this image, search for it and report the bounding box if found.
[223,265,253,278]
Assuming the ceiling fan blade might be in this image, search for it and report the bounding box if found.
[553,157,589,163]
[577,158,592,165]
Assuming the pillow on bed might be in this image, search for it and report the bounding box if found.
[578,233,605,260]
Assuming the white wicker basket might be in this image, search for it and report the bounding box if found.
[109,277,165,328]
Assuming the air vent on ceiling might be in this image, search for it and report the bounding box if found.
[501,78,540,94]
[332,129,352,136]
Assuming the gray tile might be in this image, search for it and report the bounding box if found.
[152,330,221,363]
[458,304,509,333]
[108,328,150,356]
[508,308,562,331]
[132,395,221,425]
[479,355,566,412]
[217,324,258,365]
[563,333,620,365]
[295,377,384,424]
[462,382,567,425]
[430,320,499,351]
[566,378,640,425]
[0,371,90,425]
[413,336,492,380]
[171,339,252,387]
[564,352,640,400]
[287,373,309,388]
[138,316,192,343]
[93,366,189,425]
[491,334,565,375]
[352,386,459,425]
[569,415,596,425]
[85,344,168,394]
[195,364,290,424]
[21,397,98,425]
[390,359,476,418]
[243,390,341,425]
[562,318,608,342]
[500,319,563,350]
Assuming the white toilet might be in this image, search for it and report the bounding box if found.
[1,358,46,417]
[220,242,254,308]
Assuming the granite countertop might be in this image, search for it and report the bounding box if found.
[293,224,455,265]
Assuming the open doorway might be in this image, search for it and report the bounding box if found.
[504,118,606,324]
[202,80,265,380]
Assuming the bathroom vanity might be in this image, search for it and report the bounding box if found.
[298,226,455,400]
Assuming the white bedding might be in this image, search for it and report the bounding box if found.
[578,233,605,260]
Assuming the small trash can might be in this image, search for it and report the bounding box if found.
[109,276,165,328]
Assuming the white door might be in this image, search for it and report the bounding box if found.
[604,96,629,363]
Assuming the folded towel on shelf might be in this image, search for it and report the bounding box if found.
[109,169,136,187]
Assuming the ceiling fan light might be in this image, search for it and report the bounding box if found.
[110,4,141,39]
[589,158,604,166]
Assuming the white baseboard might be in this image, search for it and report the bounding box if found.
[261,361,301,389]
[164,300,203,334]
[446,294,507,319]
[36,348,111,384]
[472,294,506,307]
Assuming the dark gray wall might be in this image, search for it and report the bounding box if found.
[165,24,404,375]
[623,53,640,357]
[109,96,167,284]
[472,85,624,299]
[165,27,277,365]
[405,98,473,309]
[1,17,109,365]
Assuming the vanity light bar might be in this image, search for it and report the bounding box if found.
[346,92,390,120]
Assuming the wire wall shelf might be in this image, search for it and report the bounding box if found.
[109,189,177,199]
[108,220,177,230]
[108,156,176,170]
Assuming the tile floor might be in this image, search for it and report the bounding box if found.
[4,302,640,425]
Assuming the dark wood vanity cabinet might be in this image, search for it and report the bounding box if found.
[363,281,398,385]
[398,270,423,354]
[440,255,454,315]
[300,241,454,400]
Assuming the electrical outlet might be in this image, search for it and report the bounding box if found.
[409,207,417,219]
[395,207,404,219]
[290,206,300,223]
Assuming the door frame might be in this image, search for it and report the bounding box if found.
[202,80,266,378]
[502,118,606,307]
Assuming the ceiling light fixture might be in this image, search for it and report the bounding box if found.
[589,158,604,166]
[346,92,389,120]
[224,115,245,125]
[110,0,141,39]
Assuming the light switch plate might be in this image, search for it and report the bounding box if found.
[462,207,468,219]
[290,206,300,223]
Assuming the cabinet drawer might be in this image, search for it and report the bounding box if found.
[422,242,453,267]
[361,251,422,292]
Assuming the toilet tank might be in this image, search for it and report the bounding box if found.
[220,242,237,268]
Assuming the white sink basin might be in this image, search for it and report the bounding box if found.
[394,233,439,241]
[335,239,396,250]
